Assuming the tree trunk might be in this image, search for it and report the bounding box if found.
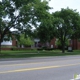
[0,43,1,54]
[0,33,7,52]
[61,41,65,53]
[62,44,65,53]
[0,41,1,54]
[0,27,9,52]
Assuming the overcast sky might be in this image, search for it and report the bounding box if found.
[49,0,80,13]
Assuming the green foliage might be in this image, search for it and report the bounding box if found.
[37,13,55,43]
[0,0,51,43]
[55,38,69,46]
[25,37,34,46]
[55,39,61,46]
[53,8,80,38]
[78,39,80,42]
[52,8,80,53]
[18,34,34,46]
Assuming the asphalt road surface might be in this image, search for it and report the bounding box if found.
[0,55,80,80]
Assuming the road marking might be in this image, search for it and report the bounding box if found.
[0,63,80,74]
[0,66,59,74]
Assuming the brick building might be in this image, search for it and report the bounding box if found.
[1,37,80,50]
[71,39,80,49]
[1,34,17,50]
[49,38,80,50]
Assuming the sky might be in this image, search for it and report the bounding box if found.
[49,0,80,13]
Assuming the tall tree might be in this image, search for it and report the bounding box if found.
[0,0,51,47]
[37,13,55,43]
[52,8,80,53]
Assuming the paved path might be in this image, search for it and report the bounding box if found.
[0,55,80,80]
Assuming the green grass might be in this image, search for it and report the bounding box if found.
[0,50,80,58]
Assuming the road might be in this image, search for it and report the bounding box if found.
[0,55,80,80]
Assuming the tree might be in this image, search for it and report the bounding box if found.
[55,38,69,49]
[52,8,80,53]
[18,34,34,47]
[37,13,55,44]
[0,0,51,48]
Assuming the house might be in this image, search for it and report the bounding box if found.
[71,39,80,49]
[50,38,80,50]
[1,36,80,50]
[1,34,17,50]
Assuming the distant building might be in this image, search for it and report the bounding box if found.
[1,34,17,50]
[50,38,80,50]
[1,36,80,50]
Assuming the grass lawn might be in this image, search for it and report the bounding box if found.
[0,50,80,58]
